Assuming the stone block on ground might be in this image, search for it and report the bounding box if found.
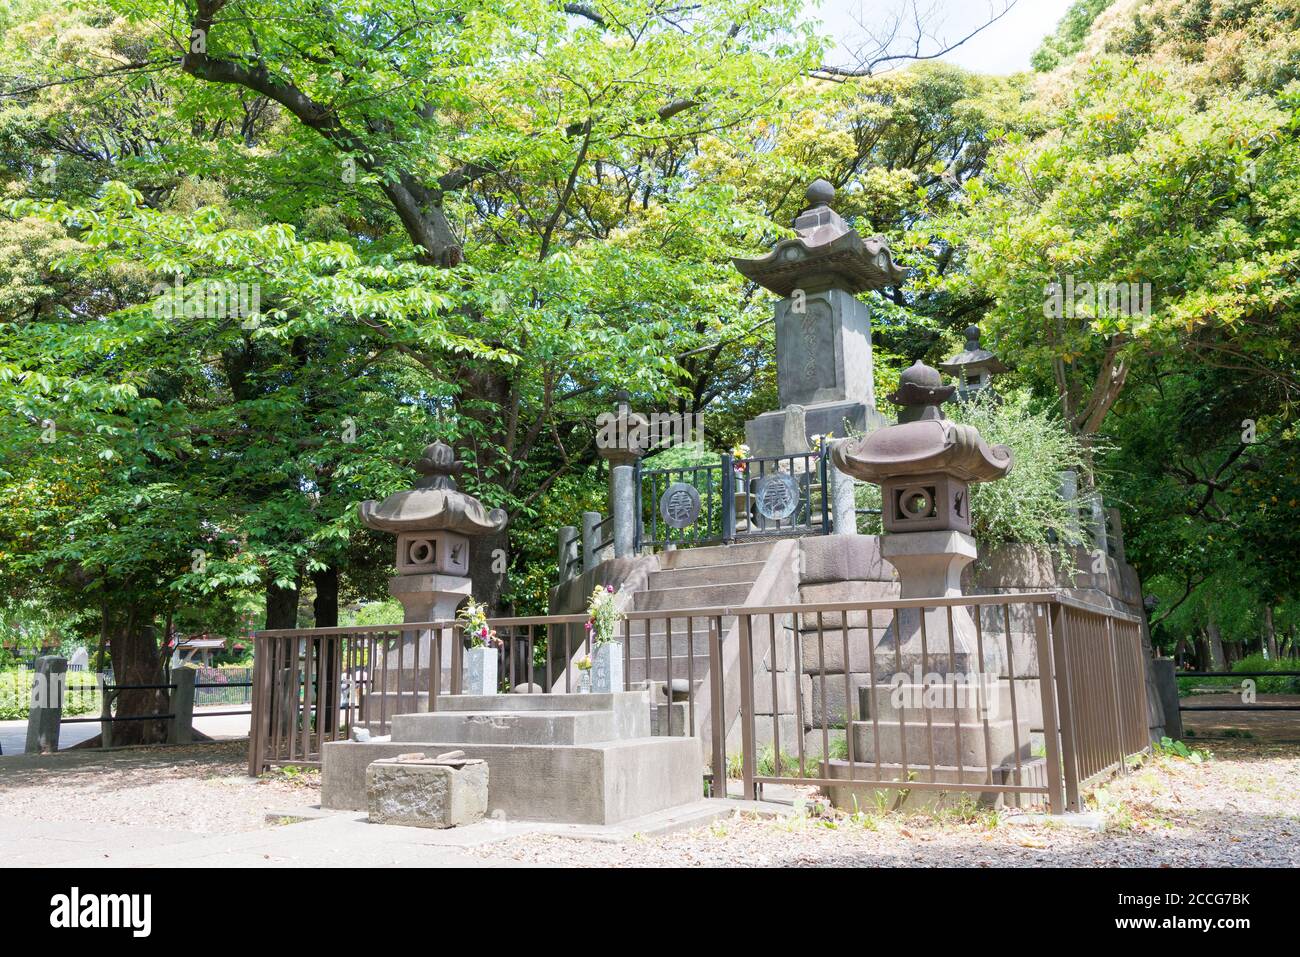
[366,756,488,829]
[797,535,894,585]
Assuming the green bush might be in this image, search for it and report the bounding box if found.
[949,389,1090,567]
[1177,653,1300,697]
[0,669,102,719]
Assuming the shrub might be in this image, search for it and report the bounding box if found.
[948,388,1091,567]
[0,669,102,720]
[1177,653,1300,696]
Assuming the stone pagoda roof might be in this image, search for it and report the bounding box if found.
[358,441,508,535]
[832,361,1013,484]
[732,180,905,297]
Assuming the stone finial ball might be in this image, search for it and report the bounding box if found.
[806,178,835,207]
[898,360,943,389]
[966,324,981,343]
[416,440,458,474]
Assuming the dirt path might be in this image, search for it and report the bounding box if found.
[471,736,1300,867]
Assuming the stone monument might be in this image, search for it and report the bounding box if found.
[595,391,650,558]
[358,440,507,686]
[733,179,903,456]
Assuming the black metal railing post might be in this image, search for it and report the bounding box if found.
[721,453,736,543]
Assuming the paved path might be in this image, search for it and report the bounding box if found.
[0,707,250,755]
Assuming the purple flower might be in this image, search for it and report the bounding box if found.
[605,584,614,593]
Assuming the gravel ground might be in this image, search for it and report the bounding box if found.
[0,741,319,836]
[471,740,1300,867]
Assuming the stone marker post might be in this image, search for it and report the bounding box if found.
[168,666,197,744]
[25,655,66,754]
[596,392,648,558]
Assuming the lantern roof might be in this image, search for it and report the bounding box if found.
[358,441,508,535]
[732,180,905,297]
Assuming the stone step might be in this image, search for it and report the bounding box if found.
[657,541,776,569]
[391,707,636,746]
[431,691,641,713]
[647,561,767,589]
[632,582,752,612]
[850,717,1034,768]
[621,616,737,641]
[822,756,1049,811]
[622,632,714,658]
[628,654,713,682]
[322,736,705,825]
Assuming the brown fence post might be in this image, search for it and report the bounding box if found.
[737,614,756,801]
[1048,605,1081,811]
[247,638,268,776]
[708,619,726,796]
[1032,603,1065,814]
[1104,616,1128,773]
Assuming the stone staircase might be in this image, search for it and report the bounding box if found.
[625,542,773,688]
[321,691,703,824]
[614,540,803,747]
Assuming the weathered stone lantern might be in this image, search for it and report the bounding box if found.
[832,361,1012,670]
[359,441,507,679]
[733,179,903,455]
[938,325,1008,401]
[828,365,1030,800]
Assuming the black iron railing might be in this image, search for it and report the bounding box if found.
[636,448,831,550]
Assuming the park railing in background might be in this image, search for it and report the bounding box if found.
[248,594,1150,813]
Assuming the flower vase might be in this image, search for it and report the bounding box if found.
[591,641,624,693]
[465,646,498,696]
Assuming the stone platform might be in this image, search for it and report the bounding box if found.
[321,692,702,825]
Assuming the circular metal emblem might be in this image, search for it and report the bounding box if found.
[659,482,702,529]
[754,473,800,521]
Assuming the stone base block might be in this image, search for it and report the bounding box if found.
[798,580,899,630]
[366,758,488,828]
[391,691,650,744]
[800,629,888,675]
[851,715,1033,769]
[324,736,702,825]
[822,757,1049,811]
[807,672,873,728]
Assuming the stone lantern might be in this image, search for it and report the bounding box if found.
[938,325,1008,401]
[733,179,903,456]
[359,441,507,681]
[829,364,1031,800]
[832,361,1012,670]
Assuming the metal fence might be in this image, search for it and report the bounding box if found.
[248,593,1150,812]
[636,449,831,549]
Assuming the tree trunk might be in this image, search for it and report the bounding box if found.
[1264,604,1279,659]
[312,566,338,628]
[1205,620,1226,671]
[265,579,300,630]
[108,613,169,746]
